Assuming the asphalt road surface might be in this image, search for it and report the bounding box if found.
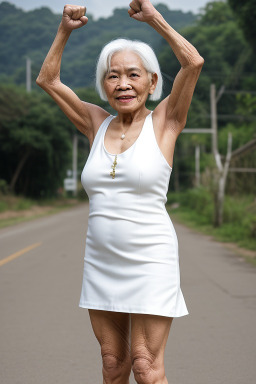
[0,204,255,384]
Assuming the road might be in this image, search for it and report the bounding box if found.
[0,204,255,384]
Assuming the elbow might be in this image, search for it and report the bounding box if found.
[183,55,204,71]
[190,54,204,69]
[184,55,204,73]
[198,56,205,67]
[36,74,57,92]
[36,73,47,90]
[192,55,204,68]
[36,75,43,88]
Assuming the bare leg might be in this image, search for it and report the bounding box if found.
[131,313,173,384]
[88,309,132,384]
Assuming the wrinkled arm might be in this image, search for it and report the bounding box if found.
[149,11,204,137]
[36,8,107,138]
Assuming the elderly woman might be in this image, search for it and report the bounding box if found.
[37,0,204,383]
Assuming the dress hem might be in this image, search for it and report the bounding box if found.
[79,302,189,318]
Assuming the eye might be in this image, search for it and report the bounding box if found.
[108,74,118,79]
[130,73,139,77]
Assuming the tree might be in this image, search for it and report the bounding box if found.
[228,0,256,51]
[0,85,72,197]
[0,2,196,88]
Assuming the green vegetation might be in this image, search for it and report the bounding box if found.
[0,84,108,197]
[167,188,256,251]
[0,193,86,228]
[0,84,72,197]
[158,1,256,192]
[228,0,256,51]
[0,1,255,197]
[0,1,255,248]
[0,2,196,88]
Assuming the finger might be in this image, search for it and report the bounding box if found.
[70,18,87,29]
[78,6,86,18]
[63,5,73,17]
[128,8,136,17]
[80,15,88,25]
[65,4,87,13]
[130,12,143,22]
[129,0,141,12]
[73,6,86,19]
[64,5,86,19]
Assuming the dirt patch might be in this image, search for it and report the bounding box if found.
[223,242,256,261]
[0,205,53,220]
[0,199,82,221]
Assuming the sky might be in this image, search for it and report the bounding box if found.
[4,0,212,18]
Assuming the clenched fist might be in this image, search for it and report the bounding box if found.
[128,0,158,22]
[61,4,88,31]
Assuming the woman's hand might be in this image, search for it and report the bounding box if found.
[61,4,88,31]
[128,0,158,22]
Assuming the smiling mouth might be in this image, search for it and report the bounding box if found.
[116,96,136,103]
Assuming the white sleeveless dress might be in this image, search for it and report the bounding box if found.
[79,111,189,317]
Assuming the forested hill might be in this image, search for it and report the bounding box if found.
[0,1,255,199]
[0,1,196,88]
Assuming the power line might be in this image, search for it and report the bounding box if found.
[196,114,256,121]
[224,90,256,95]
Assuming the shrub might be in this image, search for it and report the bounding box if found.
[0,179,8,194]
[0,200,8,212]
[14,198,34,211]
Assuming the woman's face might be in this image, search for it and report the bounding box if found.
[103,50,157,113]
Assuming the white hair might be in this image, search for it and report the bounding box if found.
[95,38,163,101]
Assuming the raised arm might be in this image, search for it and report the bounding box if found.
[128,0,204,138]
[36,5,108,140]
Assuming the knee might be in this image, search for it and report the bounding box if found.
[132,355,165,384]
[133,356,151,376]
[102,353,131,381]
[102,354,122,373]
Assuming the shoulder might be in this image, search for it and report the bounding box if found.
[83,102,111,145]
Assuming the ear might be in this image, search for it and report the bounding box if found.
[149,73,158,95]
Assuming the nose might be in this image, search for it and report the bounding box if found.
[116,76,132,90]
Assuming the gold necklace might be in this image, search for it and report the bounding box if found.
[109,125,130,178]
[110,155,117,179]
[109,121,137,178]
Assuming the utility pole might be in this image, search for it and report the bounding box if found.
[195,145,200,188]
[72,134,78,197]
[210,84,218,157]
[26,57,31,92]
[210,83,232,227]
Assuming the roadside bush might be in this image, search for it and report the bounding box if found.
[77,188,88,201]
[0,179,8,194]
[223,195,255,224]
[0,199,8,212]
[178,187,214,224]
[167,187,256,249]
[14,198,34,211]
[242,213,256,240]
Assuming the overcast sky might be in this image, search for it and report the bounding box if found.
[4,0,212,18]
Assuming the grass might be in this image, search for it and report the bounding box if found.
[1,190,255,264]
[167,188,256,264]
[0,193,87,228]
